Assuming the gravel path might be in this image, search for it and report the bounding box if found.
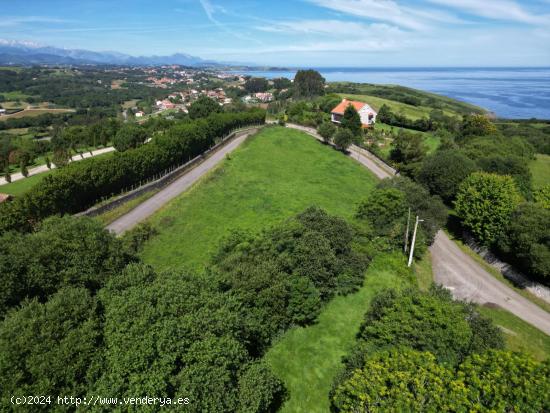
[106,129,257,235]
[286,123,550,335]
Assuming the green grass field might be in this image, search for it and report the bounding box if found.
[140,126,378,271]
[339,93,434,120]
[530,154,550,189]
[265,253,411,413]
[373,122,440,156]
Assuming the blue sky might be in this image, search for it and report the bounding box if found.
[1,0,549,66]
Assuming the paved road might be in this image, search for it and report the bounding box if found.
[107,128,258,235]
[287,123,550,335]
[0,146,115,186]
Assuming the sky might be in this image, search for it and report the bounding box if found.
[1,0,550,66]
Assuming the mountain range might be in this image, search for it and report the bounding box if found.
[0,39,218,66]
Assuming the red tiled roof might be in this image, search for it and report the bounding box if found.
[331,99,366,115]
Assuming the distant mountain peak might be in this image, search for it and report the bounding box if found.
[0,39,216,67]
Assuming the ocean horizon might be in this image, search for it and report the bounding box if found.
[228,67,550,120]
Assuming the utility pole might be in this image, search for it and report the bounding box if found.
[404,207,411,253]
[407,215,424,267]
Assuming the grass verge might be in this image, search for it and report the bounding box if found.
[479,305,550,362]
[94,190,159,225]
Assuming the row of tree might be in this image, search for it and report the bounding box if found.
[0,109,266,234]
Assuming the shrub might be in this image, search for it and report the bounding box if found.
[317,122,336,143]
[238,362,286,413]
[333,128,354,151]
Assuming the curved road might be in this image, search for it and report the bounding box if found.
[285,123,550,335]
[107,128,258,235]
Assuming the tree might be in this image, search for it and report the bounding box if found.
[52,148,70,167]
[272,77,292,90]
[3,165,10,183]
[188,96,222,119]
[377,176,448,243]
[0,216,135,316]
[333,128,354,152]
[478,154,533,198]
[317,122,336,144]
[497,202,550,281]
[340,104,362,137]
[418,150,478,203]
[331,349,549,413]
[238,362,286,413]
[460,114,497,138]
[534,184,550,209]
[389,129,427,173]
[0,288,103,403]
[113,123,147,152]
[455,172,522,245]
[293,69,325,98]
[356,188,408,237]
[244,77,269,93]
[376,104,394,124]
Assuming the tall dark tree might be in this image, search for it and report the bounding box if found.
[244,77,269,93]
[113,124,147,152]
[293,70,325,98]
[188,96,222,119]
[341,104,362,137]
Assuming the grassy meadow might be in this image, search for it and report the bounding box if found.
[265,253,411,413]
[140,126,378,271]
[530,153,550,189]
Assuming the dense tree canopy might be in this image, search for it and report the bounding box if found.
[0,216,134,317]
[188,96,223,119]
[419,150,478,203]
[113,123,147,152]
[332,349,549,413]
[293,70,325,98]
[455,172,522,245]
[244,77,269,93]
[497,203,550,282]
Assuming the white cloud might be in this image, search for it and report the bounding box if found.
[0,16,71,27]
[307,0,465,30]
[426,0,550,25]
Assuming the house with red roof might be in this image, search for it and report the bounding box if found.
[331,99,377,127]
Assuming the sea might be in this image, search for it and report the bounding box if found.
[228,67,550,120]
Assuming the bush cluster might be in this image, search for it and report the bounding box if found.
[328,288,549,412]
